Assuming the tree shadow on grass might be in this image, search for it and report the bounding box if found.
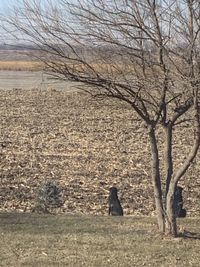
[178,230,200,240]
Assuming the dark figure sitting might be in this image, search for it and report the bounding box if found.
[108,187,123,216]
[173,186,187,218]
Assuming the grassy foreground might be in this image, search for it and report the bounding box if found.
[0,213,200,267]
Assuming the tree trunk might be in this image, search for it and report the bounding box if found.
[166,183,178,237]
[148,126,165,233]
[164,123,173,197]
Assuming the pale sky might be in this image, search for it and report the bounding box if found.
[0,0,16,13]
[0,0,65,44]
[0,0,59,14]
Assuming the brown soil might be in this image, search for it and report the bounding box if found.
[0,88,200,216]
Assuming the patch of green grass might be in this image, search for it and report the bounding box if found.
[0,213,200,266]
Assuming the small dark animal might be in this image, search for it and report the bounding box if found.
[108,187,123,216]
[173,186,187,218]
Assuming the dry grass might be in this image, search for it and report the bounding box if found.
[0,60,157,78]
[0,60,119,72]
[0,88,200,217]
[0,60,142,74]
[0,213,200,267]
[0,61,44,71]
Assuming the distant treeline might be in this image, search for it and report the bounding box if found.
[0,44,38,51]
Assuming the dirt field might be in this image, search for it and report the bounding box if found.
[0,86,200,216]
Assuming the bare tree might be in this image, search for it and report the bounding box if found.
[2,0,200,237]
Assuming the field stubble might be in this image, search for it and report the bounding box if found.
[0,88,200,216]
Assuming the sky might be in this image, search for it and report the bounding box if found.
[0,0,57,14]
[0,0,64,44]
[0,0,66,12]
[0,0,16,14]
[0,0,21,42]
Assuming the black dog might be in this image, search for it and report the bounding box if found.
[108,187,123,216]
[173,186,187,218]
